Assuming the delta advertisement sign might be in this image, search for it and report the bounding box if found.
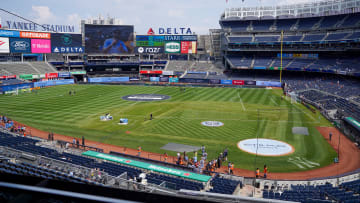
[147,27,193,35]
[51,33,84,53]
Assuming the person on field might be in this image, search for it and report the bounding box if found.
[137,146,142,156]
[150,113,153,120]
[329,132,332,141]
[164,153,168,162]
[256,168,260,178]
[264,165,268,178]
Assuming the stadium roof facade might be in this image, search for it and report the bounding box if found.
[223,0,360,20]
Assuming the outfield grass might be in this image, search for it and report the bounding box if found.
[0,84,337,172]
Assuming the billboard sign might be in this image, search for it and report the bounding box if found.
[169,77,179,83]
[162,71,174,76]
[256,81,281,87]
[45,73,58,78]
[181,41,197,54]
[244,80,256,85]
[232,80,244,85]
[31,39,51,53]
[51,33,84,53]
[160,77,169,82]
[150,77,160,82]
[9,38,31,53]
[164,35,197,41]
[58,72,71,78]
[165,41,180,53]
[158,27,192,35]
[135,35,164,47]
[135,46,164,54]
[85,24,134,54]
[0,30,20,38]
[5,20,75,33]
[20,31,51,39]
[140,70,162,74]
[0,37,10,53]
[221,80,232,85]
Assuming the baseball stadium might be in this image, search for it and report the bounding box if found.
[0,0,360,202]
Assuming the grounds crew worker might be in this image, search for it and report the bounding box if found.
[256,168,260,178]
[137,146,142,157]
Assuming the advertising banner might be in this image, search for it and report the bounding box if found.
[9,38,31,53]
[165,41,180,53]
[244,80,256,85]
[140,70,162,74]
[135,46,163,54]
[150,77,160,82]
[169,77,179,83]
[51,33,84,53]
[58,72,71,78]
[164,35,197,41]
[0,30,20,38]
[88,77,130,83]
[135,35,164,47]
[179,78,209,84]
[256,81,282,87]
[70,71,86,75]
[45,73,58,78]
[181,41,197,54]
[160,77,169,82]
[34,79,74,87]
[221,80,232,85]
[0,37,10,53]
[19,74,33,80]
[0,75,16,80]
[129,77,140,81]
[20,31,50,39]
[2,83,34,92]
[31,39,51,53]
[85,24,134,54]
[82,151,211,182]
[232,80,244,85]
[209,79,221,84]
[162,71,174,76]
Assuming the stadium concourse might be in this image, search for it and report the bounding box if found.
[6,118,360,181]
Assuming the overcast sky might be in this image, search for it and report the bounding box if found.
[0,0,315,34]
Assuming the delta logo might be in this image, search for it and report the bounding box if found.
[147,28,155,35]
[0,41,5,46]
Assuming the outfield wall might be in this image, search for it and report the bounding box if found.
[87,77,282,87]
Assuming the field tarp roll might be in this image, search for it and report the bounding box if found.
[82,150,211,182]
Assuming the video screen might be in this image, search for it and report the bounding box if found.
[85,24,134,54]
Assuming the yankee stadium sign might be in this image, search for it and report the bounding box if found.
[5,21,75,33]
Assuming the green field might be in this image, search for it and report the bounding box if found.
[0,84,337,172]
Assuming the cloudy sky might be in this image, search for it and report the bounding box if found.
[0,0,315,34]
